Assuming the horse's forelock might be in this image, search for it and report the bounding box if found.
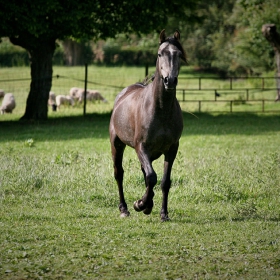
[160,37,187,63]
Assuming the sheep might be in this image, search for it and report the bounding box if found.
[48,91,56,106]
[0,93,16,114]
[70,87,107,103]
[69,87,80,100]
[55,95,74,110]
[76,88,107,103]
[76,88,87,103]
[88,90,108,103]
[0,89,5,98]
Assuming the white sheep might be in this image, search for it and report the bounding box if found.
[0,93,16,114]
[55,95,74,110]
[0,89,5,98]
[77,89,107,103]
[70,87,107,103]
[76,88,87,103]
[88,90,108,103]
[69,87,80,100]
[48,91,56,106]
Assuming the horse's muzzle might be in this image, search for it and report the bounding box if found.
[163,76,178,91]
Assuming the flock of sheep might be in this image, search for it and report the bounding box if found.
[0,87,107,114]
[49,87,107,110]
[0,90,16,114]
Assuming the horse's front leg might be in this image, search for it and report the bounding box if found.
[133,145,156,215]
[111,136,129,218]
[160,143,179,221]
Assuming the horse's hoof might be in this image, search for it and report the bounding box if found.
[143,207,153,215]
[161,215,170,222]
[120,211,130,218]
[133,200,143,212]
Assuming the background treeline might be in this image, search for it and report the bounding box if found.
[1,0,279,76]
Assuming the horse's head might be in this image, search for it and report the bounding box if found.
[157,29,187,91]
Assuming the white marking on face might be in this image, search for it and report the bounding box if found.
[158,42,181,84]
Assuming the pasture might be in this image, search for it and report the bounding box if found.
[0,66,280,279]
[0,111,280,279]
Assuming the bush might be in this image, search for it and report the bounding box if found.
[0,38,66,66]
[102,42,156,66]
[0,38,29,66]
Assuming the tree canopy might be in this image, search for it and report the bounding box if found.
[143,0,277,75]
[0,0,198,120]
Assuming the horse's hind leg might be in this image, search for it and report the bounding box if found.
[160,143,179,221]
[111,136,129,217]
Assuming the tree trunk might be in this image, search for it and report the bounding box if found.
[262,24,280,101]
[10,36,56,120]
[63,39,83,66]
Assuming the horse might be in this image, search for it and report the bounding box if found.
[109,29,187,221]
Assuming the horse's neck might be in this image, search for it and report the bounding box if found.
[152,72,176,112]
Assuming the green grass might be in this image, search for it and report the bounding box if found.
[0,112,280,279]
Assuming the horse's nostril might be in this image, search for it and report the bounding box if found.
[164,77,168,84]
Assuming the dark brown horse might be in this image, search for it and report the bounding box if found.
[109,30,187,221]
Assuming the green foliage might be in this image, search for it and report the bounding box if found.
[168,0,280,75]
[0,38,29,67]
[102,38,156,66]
[177,0,236,73]
[228,0,280,74]
[0,0,198,42]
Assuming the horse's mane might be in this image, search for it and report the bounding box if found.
[160,37,187,64]
[138,73,155,86]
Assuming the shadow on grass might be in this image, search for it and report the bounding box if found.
[181,112,280,136]
[0,112,280,143]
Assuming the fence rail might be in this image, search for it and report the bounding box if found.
[176,86,279,113]
[179,76,279,90]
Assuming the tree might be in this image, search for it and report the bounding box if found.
[229,0,280,75]
[0,0,197,120]
[170,0,236,74]
[262,24,280,100]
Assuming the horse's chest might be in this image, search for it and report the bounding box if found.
[146,123,179,150]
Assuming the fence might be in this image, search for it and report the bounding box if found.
[176,76,280,113]
[0,70,279,114]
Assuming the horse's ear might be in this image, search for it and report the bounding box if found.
[159,29,166,44]
[174,30,180,41]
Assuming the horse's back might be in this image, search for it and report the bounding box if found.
[113,83,145,106]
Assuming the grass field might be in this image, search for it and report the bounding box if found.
[1,66,280,279]
[0,110,280,279]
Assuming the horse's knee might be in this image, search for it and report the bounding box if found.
[146,172,157,187]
